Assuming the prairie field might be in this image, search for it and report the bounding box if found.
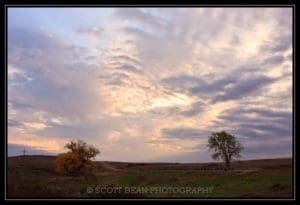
[7,156,293,198]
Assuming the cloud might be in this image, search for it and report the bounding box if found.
[215,106,292,141]
[114,64,142,74]
[8,27,62,50]
[238,123,291,140]
[7,8,293,162]
[8,26,90,70]
[262,55,285,66]
[114,8,167,31]
[103,72,131,86]
[217,107,292,123]
[8,143,56,157]
[8,119,23,127]
[161,75,207,94]
[121,26,158,39]
[34,118,112,141]
[111,55,142,67]
[270,37,292,53]
[77,26,103,37]
[243,139,292,157]
[212,74,275,103]
[161,68,274,105]
[188,76,236,96]
[8,26,105,120]
[8,99,34,110]
[180,101,205,117]
[161,127,209,139]
[12,77,103,119]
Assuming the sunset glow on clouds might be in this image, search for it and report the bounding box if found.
[7,8,293,162]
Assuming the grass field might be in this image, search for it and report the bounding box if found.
[7,156,293,198]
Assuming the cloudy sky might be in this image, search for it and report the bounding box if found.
[7,8,293,162]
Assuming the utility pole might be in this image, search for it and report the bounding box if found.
[22,147,26,156]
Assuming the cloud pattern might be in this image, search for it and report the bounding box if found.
[7,8,293,162]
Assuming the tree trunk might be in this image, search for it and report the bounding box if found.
[225,160,230,170]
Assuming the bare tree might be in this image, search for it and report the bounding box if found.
[207,131,243,169]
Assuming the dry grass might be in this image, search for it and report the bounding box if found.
[7,156,293,198]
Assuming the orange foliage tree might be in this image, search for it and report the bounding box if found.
[55,140,100,176]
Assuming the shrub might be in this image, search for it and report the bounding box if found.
[55,140,100,176]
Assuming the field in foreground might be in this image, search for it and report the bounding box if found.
[7,156,293,198]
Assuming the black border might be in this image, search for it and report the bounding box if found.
[1,0,296,201]
[0,0,297,5]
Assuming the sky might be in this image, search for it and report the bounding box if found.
[7,8,293,162]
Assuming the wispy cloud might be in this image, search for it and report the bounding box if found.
[8,8,293,162]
